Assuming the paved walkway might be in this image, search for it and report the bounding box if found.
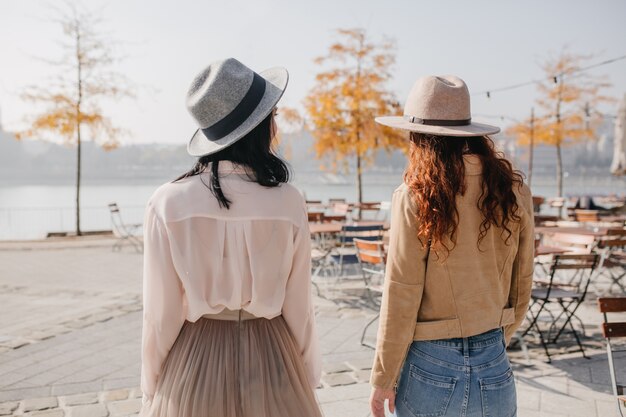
[0,238,624,416]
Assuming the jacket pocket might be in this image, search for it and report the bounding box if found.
[401,364,457,417]
[479,369,517,417]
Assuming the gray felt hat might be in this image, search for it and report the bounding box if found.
[375,75,500,137]
[186,58,288,157]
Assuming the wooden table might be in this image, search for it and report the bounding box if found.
[598,214,626,223]
[535,245,569,256]
[309,221,389,235]
[322,214,348,223]
[535,226,616,237]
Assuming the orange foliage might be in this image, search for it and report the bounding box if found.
[17,3,132,150]
[507,49,613,148]
[304,28,406,175]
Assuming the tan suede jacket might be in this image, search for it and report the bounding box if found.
[370,155,535,390]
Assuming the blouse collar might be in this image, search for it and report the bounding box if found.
[201,160,251,175]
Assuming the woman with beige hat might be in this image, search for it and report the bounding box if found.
[139,58,322,417]
[369,75,535,417]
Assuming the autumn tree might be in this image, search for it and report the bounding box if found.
[304,28,406,207]
[508,50,613,200]
[17,3,133,235]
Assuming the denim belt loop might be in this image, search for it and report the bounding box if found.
[462,336,470,357]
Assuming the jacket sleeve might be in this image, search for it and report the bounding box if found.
[503,185,535,345]
[140,203,187,406]
[370,187,427,390]
[282,202,321,390]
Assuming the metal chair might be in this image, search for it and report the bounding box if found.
[330,225,384,275]
[532,196,545,214]
[357,202,382,220]
[354,239,386,301]
[328,198,347,205]
[354,238,386,348]
[308,211,325,223]
[521,253,600,362]
[596,229,626,294]
[546,232,597,254]
[597,297,626,417]
[574,209,601,223]
[108,203,143,253]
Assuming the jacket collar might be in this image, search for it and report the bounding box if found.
[463,154,482,176]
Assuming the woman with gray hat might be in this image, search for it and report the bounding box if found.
[139,58,322,417]
[369,76,535,417]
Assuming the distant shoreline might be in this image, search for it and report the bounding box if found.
[0,172,623,197]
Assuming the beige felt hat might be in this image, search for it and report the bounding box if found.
[375,75,500,137]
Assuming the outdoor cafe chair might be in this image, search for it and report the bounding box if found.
[520,253,600,362]
[354,238,386,348]
[354,238,386,302]
[308,211,325,223]
[575,209,601,223]
[597,297,626,417]
[356,202,382,221]
[546,232,597,254]
[310,224,384,297]
[596,230,626,294]
[328,198,347,205]
[323,203,350,223]
[532,195,545,213]
[108,203,143,253]
[330,225,384,275]
[535,232,596,279]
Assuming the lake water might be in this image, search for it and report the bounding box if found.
[0,174,624,240]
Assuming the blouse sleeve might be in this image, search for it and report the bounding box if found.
[140,203,187,406]
[370,187,427,390]
[281,202,322,389]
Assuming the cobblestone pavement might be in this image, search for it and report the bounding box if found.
[0,239,625,417]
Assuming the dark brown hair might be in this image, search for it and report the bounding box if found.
[404,132,525,259]
[173,112,290,209]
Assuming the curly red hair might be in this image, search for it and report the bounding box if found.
[404,133,525,259]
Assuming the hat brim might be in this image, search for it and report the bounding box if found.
[375,116,500,137]
[187,67,289,157]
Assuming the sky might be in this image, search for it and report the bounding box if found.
[0,0,625,145]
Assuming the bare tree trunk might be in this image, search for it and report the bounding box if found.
[528,107,534,188]
[554,78,564,218]
[356,151,363,205]
[76,127,82,235]
[75,24,83,236]
[354,37,363,220]
[555,141,563,217]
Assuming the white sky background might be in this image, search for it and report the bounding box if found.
[0,0,625,145]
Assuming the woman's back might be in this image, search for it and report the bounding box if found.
[146,160,309,319]
[140,58,322,417]
[403,154,534,340]
[369,74,534,417]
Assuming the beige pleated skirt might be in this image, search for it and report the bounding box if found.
[139,310,323,417]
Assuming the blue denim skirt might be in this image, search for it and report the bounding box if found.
[395,327,516,417]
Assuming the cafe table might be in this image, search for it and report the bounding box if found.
[535,226,617,238]
[309,221,389,235]
[535,245,569,257]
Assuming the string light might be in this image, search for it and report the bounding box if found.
[471,54,626,98]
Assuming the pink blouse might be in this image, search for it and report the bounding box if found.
[140,161,321,405]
